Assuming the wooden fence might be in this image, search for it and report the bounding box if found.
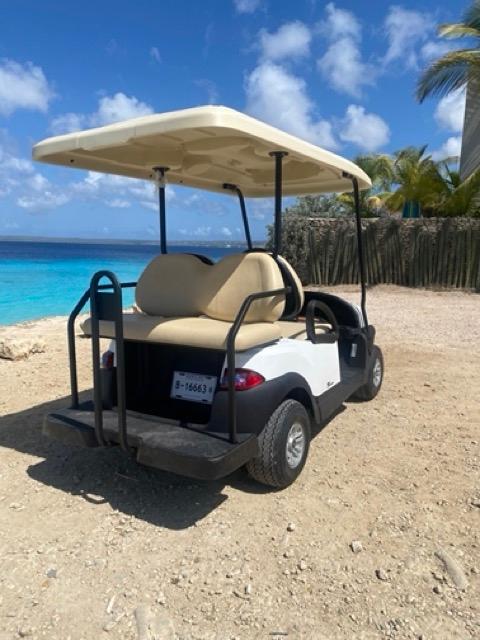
[278,217,480,290]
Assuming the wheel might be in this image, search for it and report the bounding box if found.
[352,345,384,401]
[246,399,311,488]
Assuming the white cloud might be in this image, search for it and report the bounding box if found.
[195,79,219,104]
[259,22,311,61]
[50,112,86,134]
[420,40,453,62]
[383,6,431,69]
[0,135,35,198]
[435,88,466,133]
[0,59,54,116]
[245,61,337,148]
[318,38,374,98]
[234,0,263,14]
[317,2,360,40]
[17,190,69,211]
[50,92,154,134]
[92,92,154,126]
[431,136,462,161]
[221,226,233,237]
[316,3,374,97]
[192,225,212,237]
[106,199,131,208]
[339,105,390,151]
[150,47,161,63]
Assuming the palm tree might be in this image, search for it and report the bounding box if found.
[338,153,394,216]
[384,146,445,216]
[435,163,480,216]
[417,1,480,101]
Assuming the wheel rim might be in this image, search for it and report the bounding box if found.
[372,358,382,388]
[286,422,306,469]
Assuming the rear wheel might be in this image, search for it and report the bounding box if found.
[246,399,311,488]
[352,345,384,401]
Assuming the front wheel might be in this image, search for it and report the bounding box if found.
[352,345,384,401]
[246,399,311,488]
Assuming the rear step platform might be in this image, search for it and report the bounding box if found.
[44,403,258,480]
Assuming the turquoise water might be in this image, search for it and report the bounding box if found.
[0,241,243,325]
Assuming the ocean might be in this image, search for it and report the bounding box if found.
[0,240,246,325]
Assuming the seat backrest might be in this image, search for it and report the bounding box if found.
[135,252,285,323]
[135,253,209,316]
[202,253,285,323]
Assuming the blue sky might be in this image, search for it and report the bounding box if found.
[0,0,466,241]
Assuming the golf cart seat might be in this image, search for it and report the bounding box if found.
[81,252,292,351]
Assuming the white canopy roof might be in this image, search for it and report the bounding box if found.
[33,106,371,197]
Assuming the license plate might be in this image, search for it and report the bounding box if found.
[171,371,217,404]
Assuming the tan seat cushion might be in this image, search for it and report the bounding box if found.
[202,253,285,323]
[135,253,208,317]
[81,314,282,352]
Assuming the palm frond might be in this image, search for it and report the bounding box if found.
[416,49,480,101]
[462,0,480,32]
[439,23,480,39]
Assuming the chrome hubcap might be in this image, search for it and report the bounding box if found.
[286,422,306,469]
[372,358,382,387]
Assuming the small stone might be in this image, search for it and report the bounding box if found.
[471,498,480,508]
[18,629,32,638]
[376,568,389,581]
[298,560,307,571]
[46,568,57,579]
[435,549,469,591]
[433,585,442,595]
[287,523,296,532]
[283,550,293,558]
[244,583,252,595]
[350,540,363,554]
[156,592,166,605]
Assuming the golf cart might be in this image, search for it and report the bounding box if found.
[33,106,383,488]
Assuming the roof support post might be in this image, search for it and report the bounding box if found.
[223,183,252,250]
[344,172,368,327]
[153,166,169,254]
[270,151,288,257]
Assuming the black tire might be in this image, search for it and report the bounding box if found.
[246,399,311,488]
[352,345,384,401]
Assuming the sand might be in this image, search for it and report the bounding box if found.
[0,285,479,639]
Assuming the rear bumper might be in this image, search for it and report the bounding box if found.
[43,404,258,481]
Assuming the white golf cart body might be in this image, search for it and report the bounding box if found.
[33,106,380,487]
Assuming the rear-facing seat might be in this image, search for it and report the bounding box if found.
[81,252,331,351]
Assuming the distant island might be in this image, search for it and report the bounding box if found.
[0,235,265,248]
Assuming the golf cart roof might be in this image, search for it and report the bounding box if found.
[33,105,371,197]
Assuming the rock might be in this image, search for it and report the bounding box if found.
[46,568,57,579]
[244,583,252,595]
[471,498,480,508]
[287,523,296,532]
[435,549,469,590]
[433,585,442,595]
[18,629,32,638]
[350,540,363,554]
[298,560,307,571]
[106,594,116,614]
[134,604,175,640]
[0,337,46,361]
[376,569,389,581]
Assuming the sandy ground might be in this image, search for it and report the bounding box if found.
[0,285,479,640]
